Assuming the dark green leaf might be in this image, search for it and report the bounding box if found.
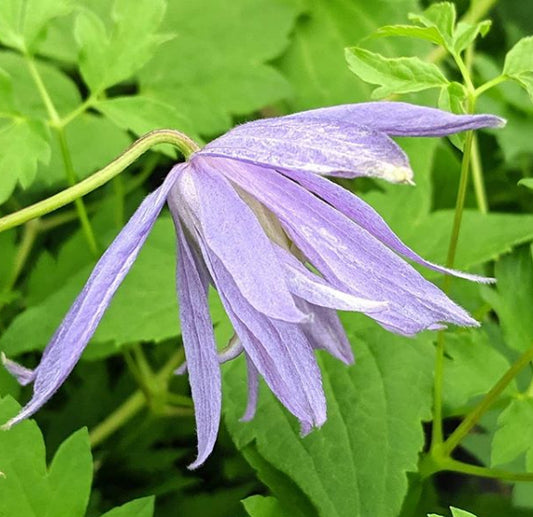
[345,47,449,98]
[99,497,155,517]
[224,322,434,517]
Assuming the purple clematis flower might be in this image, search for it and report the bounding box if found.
[2,102,504,468]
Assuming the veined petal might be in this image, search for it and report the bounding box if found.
[202,249,326,428]
[281,168,494,283]
[1,353,36,386]
[215,158,478,335]
[241,354,259,422]
[296,301,354,365]
[1,164,186,430]
[189,162,306,323]
[175,217,221,470]
[285,101,506,136]
[275,245,388,312]
[195,119,414,183]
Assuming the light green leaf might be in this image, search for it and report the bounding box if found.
[75,0,168,93]
[0,216,181,359]
[224,322,434,517]
[491,399,533,469]
[0,397,92,517]
[0,119,51,204]
[0,68,16,114]
[429,508,478,517]
[139,0,303,135]
[443,329,514,415]
[243,496,290,517]
[452,20,491,55]
[373,24,445,46]
[503,36,533,101]
[277,0,419,110]
[0,0,72,53]
[519,178,533,189]
[100,497,155,517]
[481,246,533,352]
[409,2,456,43]
[503,36,533,77]
[95,96,199,150]
[345,47,449,98]
[0,50,80,119]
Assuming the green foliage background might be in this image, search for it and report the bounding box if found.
[0,0,533,516]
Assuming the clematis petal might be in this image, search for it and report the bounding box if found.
[195,119,414,183]
[281,168,494,283]
[214,158,477,335]
[275,245,388,312]
[241,354,259,422]
[201,248,326,429]
[285,101,506,136]
[1,163,186,430]
[296,301,354,365]
[188,162,307,323]
[1,353,36,386]
[175,216,221,470]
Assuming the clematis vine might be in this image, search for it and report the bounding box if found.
[2,102,504,468]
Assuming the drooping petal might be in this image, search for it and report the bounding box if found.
[241,354,259,422]
[281,168,493,283]
[1,164,186,430]
[200,247,326,429]
[1,353,36,386]
[285,101,506,136]
[275,245,388,312]
[195,119,414,183]
[187,162,307,323]
[175,216,221,470]
[295,301,354,365]
[213,158,477,335]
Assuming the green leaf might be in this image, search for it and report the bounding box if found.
[442,329,514,415]
[100,497,155,517]
[345,47,449,99]
[0,67,16,114]
[0,397,92,517]
[139,0,303,135]
[519,178,533,189]
[452,20,491,55]
[429,508,478,517]
[0,0,72,53]
[0,119,51,204]
[409,2,456,43]
[481,246,533,352]
[75,0,168,93]
[503,36,533,101]
[95,96,199,150]
[277,0,420,110]
[243,495,290,517]
[491,399,533,469]
[0,216,181,359]
[224,322,434,517]
[373,24,445,46]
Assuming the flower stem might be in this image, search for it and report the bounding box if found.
[89,348,187,447]
[470,133,489,214]
[0,130,200,234]
[56,128,99,255]
[442,343,533,457]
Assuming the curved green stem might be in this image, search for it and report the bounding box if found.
[89,348,187,447]
[442,343,533,456]
[470,133,489,214]
[0,130,200,234]
[56,128,99,255]
[474,75,507,98]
